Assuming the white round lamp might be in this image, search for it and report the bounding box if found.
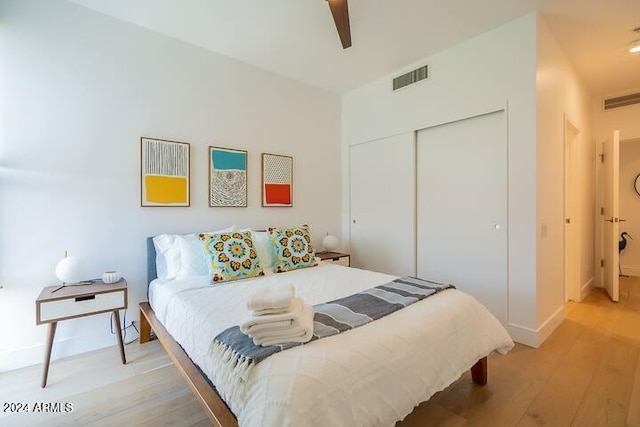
[322,234,339,252]
[55,255,83,284]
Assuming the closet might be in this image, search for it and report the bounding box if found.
[350,111,508,323]
[349,133,415,277]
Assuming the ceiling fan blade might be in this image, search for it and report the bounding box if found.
[327,0,352,49]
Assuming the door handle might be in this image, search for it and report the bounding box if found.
[604,217,619,223]
[620,219,627,222]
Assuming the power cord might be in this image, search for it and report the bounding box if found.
[110,310,139,345]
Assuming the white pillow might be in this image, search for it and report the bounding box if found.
[176,234,211,279]
[252,230,274,269]
[176,226,235,279]
[153,226,234,280]
[152,234,181,280]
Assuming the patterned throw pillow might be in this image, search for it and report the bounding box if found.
[268,225,318,273]
[200,231,264,283]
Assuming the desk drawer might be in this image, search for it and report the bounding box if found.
[39,290,125,323]
[324,256,350,267]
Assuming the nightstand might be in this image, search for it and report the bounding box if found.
[35,279,128,388]
[316,251,350,267]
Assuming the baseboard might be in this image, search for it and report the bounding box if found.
[0,334,118,372]
[506,305,566,348]
[621,266,640,277]
[580,277,594,301]
[505,324,538,347]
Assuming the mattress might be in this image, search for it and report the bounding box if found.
[149,263,513,427]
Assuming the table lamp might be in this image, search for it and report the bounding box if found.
[322,234,339,252]
[55,251,83,285]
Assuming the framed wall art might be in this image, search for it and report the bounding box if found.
[262,153,293,207]
[140,137,190,207]
[209,146,248,207]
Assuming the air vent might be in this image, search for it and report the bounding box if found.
[604,92,640,110]
[393,65,429,91]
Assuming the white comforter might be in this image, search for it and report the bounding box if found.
[150,263,513,427]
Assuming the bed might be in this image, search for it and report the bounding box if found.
[139,234,513,427]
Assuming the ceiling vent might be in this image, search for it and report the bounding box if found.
[604,92,640,110]
[393,65,429,91]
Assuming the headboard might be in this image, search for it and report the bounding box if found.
[146,237,157,285]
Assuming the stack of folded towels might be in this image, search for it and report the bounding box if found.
[240,284,314,347]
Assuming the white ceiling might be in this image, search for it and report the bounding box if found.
[69,0,640,97]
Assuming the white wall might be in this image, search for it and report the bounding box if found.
[593,102,640,279]
[0,0,341,371]
[535,16,594,333]
[343,14,539,345]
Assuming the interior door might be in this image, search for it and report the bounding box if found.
[349,133,415,276]
[603,130,620,302]
[416,111,507,323]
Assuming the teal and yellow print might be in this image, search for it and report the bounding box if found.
[268,224,317,273]
[200,231,263,283]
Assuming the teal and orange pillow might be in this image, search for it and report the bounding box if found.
[199,230,264,283]
[268,224,317,273]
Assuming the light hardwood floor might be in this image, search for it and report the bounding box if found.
[2,278,640,427]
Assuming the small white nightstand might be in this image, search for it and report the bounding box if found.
[316,251,350,267]
[35,279,128,387]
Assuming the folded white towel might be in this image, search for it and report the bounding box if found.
[243,319,294,335]
[251,305,293,317]
[253,305,315,347]
[246,284,295,312]
[247,306,312,338]
[240,298,303,334]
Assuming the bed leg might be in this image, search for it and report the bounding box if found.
[139,303,152,344]
[471,356,487,385]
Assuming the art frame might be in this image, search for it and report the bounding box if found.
[208,146,248,208]
[140,137,190,207]
[261,153,293,207]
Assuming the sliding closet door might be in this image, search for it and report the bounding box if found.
[350,133,415,276]
[417,111,507,323]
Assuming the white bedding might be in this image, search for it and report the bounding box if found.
[149,263,513,427]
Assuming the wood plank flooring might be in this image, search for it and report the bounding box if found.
[2,278,640,427]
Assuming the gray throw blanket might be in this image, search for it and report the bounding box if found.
[209,277,454,385]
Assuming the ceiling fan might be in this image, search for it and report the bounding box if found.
[326,0,352,49]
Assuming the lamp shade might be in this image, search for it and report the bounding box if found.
[322,234,339,252]
[55,256,83,284]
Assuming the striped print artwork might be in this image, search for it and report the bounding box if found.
[141,137,190,207]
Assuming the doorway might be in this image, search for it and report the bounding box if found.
[618,138,640,278]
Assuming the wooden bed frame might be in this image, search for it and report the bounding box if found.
[140,237,488,427]
[139,302,487,427]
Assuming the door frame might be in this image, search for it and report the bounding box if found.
[563,115,580,301]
